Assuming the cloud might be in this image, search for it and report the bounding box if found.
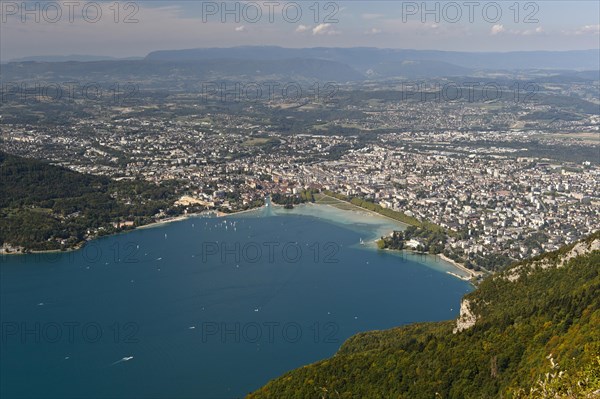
[521,26,544,36]
[491,25,545,36]
[573,24,600,35]
[312,23,340,36]
[490,24,505,35]
[235,26,246,32]
[295,25,310,33]
[364,28,382,35]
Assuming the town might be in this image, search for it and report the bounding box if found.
[1,79,598,271]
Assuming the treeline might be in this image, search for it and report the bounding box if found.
[0,152,181,252]
[271,190,317,208]
[248,231,600,399]
[379,226,447,254]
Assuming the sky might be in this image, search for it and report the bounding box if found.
[0,1,599,60]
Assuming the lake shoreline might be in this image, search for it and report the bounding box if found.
[276,202,479,282]
[437,253,482,279]
[314,194,412,228]
[1,199,480,283]
[0,205,271,256]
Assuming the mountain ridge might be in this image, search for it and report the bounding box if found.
[4,47,599,83]
[0,58,365,83]
[146,46,600,71]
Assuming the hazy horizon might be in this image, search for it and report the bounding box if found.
[1,1,598,61]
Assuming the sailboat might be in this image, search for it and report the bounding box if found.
[360,238,365,245]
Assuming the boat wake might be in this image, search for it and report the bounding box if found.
[111,356,134,366]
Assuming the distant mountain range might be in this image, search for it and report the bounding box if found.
[145,46,600,71]
[0,58,364,84]
[3,47,599,82]
[7,54,143,63]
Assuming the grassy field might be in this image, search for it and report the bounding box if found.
[315,192,420,227]
[316,192,449,234]
[241,137,277,147]
[313,192,363,211]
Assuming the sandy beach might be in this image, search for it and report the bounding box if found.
[438,253,483,279]
[218,205,267,217]
[136,214,196,230]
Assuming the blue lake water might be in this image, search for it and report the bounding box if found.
[0,203,472,399]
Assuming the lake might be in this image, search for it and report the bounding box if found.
[0,203,472,398]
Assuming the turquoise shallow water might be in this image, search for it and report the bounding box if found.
[0,204,472,399]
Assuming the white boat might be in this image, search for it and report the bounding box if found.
[111,356,134,365]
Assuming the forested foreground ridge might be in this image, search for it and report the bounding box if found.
[0,152,182,252]
[248,232,600,399]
